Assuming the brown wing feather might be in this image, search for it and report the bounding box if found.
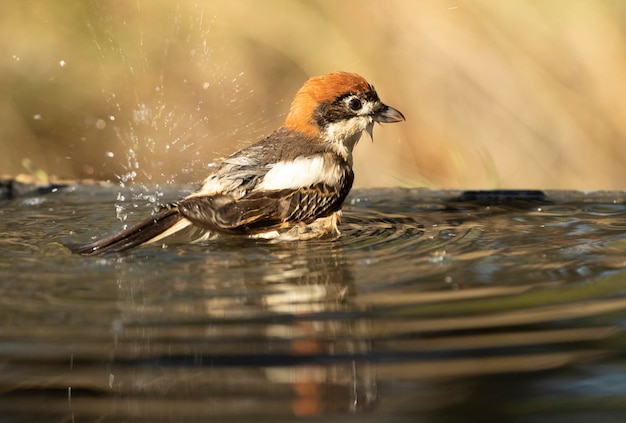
[68,206,183,255]
[179,174,353,235]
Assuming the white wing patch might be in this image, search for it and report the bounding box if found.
[256,156,342,191]
[143,217,192,245]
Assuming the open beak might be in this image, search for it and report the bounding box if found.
[366,102,405,141]
[372,103,405,123]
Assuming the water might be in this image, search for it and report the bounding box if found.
[2,185,626,422]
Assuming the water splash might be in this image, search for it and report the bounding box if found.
[86,3,221,223]
[84,3,274,226]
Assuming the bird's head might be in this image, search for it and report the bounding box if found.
[282,72,405,156]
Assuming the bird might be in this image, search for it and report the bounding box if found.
[70,71,405,255]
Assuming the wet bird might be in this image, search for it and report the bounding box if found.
[70,71,405,255]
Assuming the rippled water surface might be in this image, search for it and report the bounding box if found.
[3,185,626,422]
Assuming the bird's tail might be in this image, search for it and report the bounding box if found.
[69,205,189,256]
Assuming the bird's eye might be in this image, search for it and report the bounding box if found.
[348,97,362,111]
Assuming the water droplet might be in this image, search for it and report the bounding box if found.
[115,203,127,222]
[133,103,150,124]
[95,119,106,129]
[109,115,116,121]
[105,151,115,158]
[33,114,42,120]
[12,55,20,61]
[59,59,67,67]
[202,81,210,89]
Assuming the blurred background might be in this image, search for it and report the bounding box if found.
[1,0,626,189]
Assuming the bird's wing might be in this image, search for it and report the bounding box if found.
[178,176,353,235]
[180,149,355,235]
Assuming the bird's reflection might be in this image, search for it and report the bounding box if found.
[107,238,375,419]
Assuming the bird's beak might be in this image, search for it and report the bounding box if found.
[365,103,405,142]
[372,103,405,123]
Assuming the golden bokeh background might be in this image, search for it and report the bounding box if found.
[2,0,626,189]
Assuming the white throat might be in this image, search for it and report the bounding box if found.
[322,116,372,164]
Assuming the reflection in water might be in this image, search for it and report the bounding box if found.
[108,240,375,418]
[1,187,626,421]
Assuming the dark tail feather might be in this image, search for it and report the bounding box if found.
[69,206,183,256]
